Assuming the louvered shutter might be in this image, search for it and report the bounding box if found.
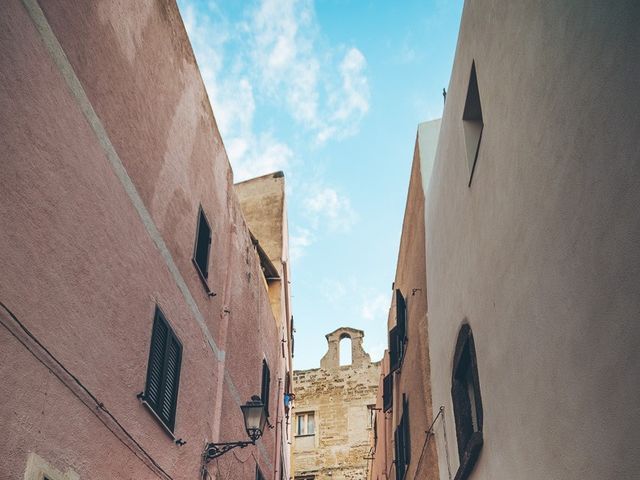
[389,326,400,372]
[144,307,182,432]
[396,289,407,353]
[261,360,271,417]
[145,314,168,409]
[383,373,393,412]
[194,207,212,279]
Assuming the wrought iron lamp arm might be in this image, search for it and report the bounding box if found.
[204,440,255,462]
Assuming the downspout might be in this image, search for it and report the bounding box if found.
[273,376,282,480]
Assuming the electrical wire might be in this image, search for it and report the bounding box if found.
[0,300,174,480]
[414,406,444,477]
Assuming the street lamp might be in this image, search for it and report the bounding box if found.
[204,396,267,462]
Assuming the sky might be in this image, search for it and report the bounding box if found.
[177,0,464,370]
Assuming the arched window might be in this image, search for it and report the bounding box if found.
[339,335,352,366]
[451,323,483,479]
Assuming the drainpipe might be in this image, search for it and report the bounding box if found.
[273,376,282,480]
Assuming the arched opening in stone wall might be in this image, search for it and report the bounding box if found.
[339,334,352,366]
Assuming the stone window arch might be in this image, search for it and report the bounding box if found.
[339,333,352,366]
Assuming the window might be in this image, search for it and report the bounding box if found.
[192,206,212,285]
[261,359,271,417]
[339,334,352,366]
[462,61,484,186]
[141,306,182,433]
[451,324,483,480]
[367,404,376,429]
[383,373,393,412]
[394,395,411,480]
[389,290,407,372]
[296,412,315,436]
[255,465,265,480]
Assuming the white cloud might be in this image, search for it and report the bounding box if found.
[364,340,386,362]
[289,227,313,261]
[246,0,369,142]
[320,278,347,305]
[361,293,389,321]
[180,2,291,182]
[303,186,357,232]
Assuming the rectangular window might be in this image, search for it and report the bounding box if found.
[396,289,407,342]
[261,359,271,417]
[389,290,408,373]
[193,206,212,283]
[383,373,393,412]
[367,404,376,429]
[389,326,401,372]
[394,395,411,480]
[295,412,315,436]
[142,306,182,432]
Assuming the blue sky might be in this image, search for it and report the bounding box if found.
[177,0,463,369]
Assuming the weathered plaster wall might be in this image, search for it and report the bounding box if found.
[426,1,640,479]
[0,1,290,479]
[293,329,379,480]
[235,172,294,478]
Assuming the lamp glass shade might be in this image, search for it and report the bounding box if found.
[241,398,266,441]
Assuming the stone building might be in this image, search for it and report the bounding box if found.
[370,1,640,480]
[0,1,292,480]
[292,328,380,480]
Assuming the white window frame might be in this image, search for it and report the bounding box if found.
[295,411,315,436]
[24,453,79,480]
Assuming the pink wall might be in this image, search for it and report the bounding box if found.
[0,0,289,479]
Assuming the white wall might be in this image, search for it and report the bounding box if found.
[425,1,640,479]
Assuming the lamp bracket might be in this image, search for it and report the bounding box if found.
[204,440,255,462]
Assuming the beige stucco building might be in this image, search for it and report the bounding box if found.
[292,328,380,480]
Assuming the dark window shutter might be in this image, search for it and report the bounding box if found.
[193,207,212,280]
[394,397,410,480]
[394,428,401,480]
[144,307,182,432]
[389,326,400,372]
[396,289,406,340]
[261,359,271,417]
[145,315,168,408]
[396,289,407,362]
[403,396,411,466]
[383,373,393,412]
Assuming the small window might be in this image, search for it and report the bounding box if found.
[394,395,411,480]
[462,61,484,186]
[383,373,393,412]
[142,306,182,433]
[367,404,376,429]
[339,335,352,366]
[192,206,212,284]
[261,359,271,417]
[296,412,315,436]
[451,324,483,479]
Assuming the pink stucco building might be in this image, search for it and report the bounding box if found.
[0,1,293,479]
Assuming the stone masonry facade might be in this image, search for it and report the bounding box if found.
[292,328,380,480]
